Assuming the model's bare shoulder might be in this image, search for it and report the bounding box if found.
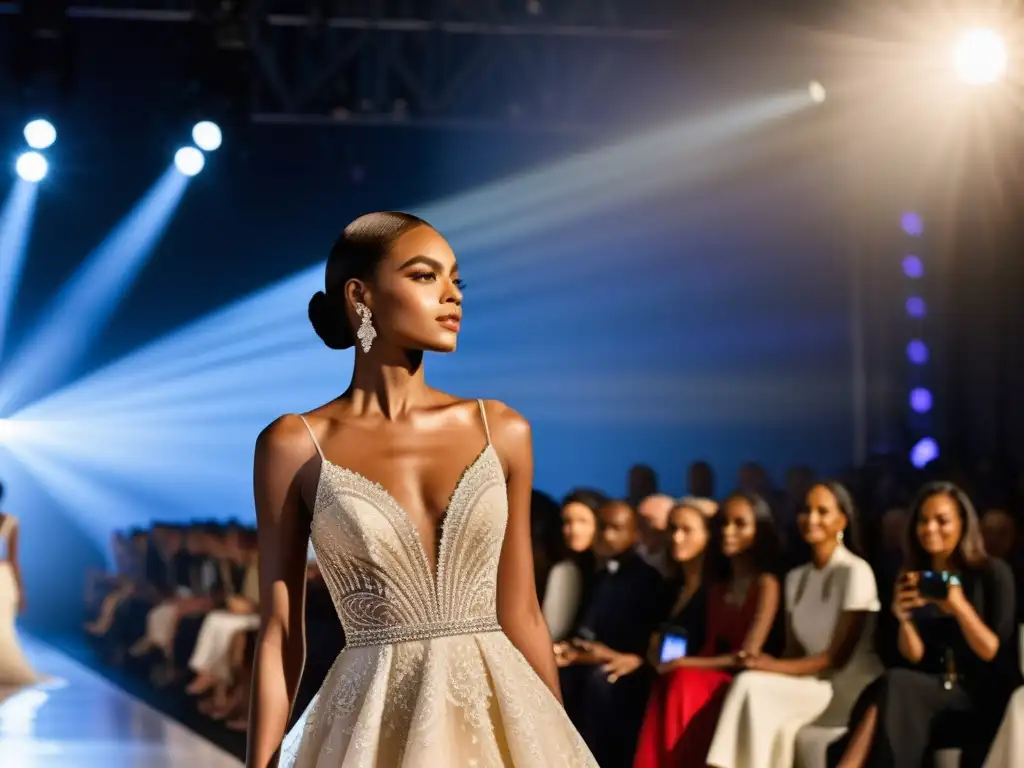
[478,400,531,473]
[254,413,321,491]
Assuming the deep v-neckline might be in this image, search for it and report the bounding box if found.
[314,443,496,582]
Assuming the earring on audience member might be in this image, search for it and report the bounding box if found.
[355,301,376,353]
[837,530,845,545]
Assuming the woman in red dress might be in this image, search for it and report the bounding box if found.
[634,492,781,767]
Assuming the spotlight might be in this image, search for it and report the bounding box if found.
[910,437,939,469]
[901,212,924,237]
[953,28,1008,85]
[15,151,48,183]
[174,146,205,177]
[906,296,927,318]
[808,81,826,104]
[902,255,924,279]
[907,339,929,365]
[191,121,222,152]
[23,119,57,150]
[910,388,933,414]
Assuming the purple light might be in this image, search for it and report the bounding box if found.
[910,387,933,413]
[902,212,924,237]
[902,255,924,278]
[910,437,939,469]
[906,296,926,318]
[907,339,929,365]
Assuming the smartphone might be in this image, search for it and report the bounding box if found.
[659,631,688,663]
[917,570,953,600]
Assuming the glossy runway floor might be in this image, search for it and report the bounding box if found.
[0,634,242,767]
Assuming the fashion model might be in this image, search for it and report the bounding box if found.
[246,212,597,767]
[0,481,39,686]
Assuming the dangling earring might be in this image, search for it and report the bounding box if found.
[837,530,845,545]
[355,301,376,353]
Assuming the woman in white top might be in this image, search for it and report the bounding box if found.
[707,481,882,768]
[541,489,605,642]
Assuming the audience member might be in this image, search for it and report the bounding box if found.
[832,482,1021,768]
[707,482,882,768]
[78,462,1024,768]
[633,492,781,767]
[687,461,715,499]
[556,499,670,768]
[628,465,659,509]
[636,494,677,579]
[541,489,605,642]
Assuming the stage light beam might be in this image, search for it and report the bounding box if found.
[0,180,40,362]
[808,81,826,104]
[0,166,192,415]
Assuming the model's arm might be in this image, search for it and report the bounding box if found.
[246,416,314,768]
[491,402,563,704]
[8,520,26,613]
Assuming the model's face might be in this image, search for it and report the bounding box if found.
[797,485,847,546]
[916,493,963,559]
[720,498,757,557]
[354,226,463,354]
[668,506,709,564]
[561,502,597,553]
[598,502,638,556]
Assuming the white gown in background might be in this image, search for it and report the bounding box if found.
[0,514,38,686]
[984,686,1024,768]
[707,544,883,768]
[279,402,597,767]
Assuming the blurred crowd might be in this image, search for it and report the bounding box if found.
[83,455,1024,767]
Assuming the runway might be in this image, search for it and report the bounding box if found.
[0,633,242,767]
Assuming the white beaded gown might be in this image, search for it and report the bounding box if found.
[0,514,38,686]
[279,402,597,767]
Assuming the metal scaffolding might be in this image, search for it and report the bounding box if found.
[2,0,682,130]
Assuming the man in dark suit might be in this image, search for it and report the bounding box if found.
[556,499,672,768]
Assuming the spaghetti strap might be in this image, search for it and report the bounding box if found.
[296,414,325,462]
[476,399,492,446]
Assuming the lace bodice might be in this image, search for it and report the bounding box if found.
[300,406,508,648]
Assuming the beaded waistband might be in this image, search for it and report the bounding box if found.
[345,615,503,648]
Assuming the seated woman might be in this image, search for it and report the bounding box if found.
[187,530,260,698]
[542,488,604,642]
[706,481,882,768]
[84,530,147,636]
[630,498,712,766]
[633,492,781,767]
[834,481,1021,768]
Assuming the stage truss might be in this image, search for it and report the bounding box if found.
[2,0,684,130]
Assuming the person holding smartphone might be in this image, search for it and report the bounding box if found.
[706,482,882,768]
[633,492,781,768]
[833,482,1020,768]
[632,498,713,766]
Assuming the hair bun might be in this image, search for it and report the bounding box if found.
[308,291,354,350]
